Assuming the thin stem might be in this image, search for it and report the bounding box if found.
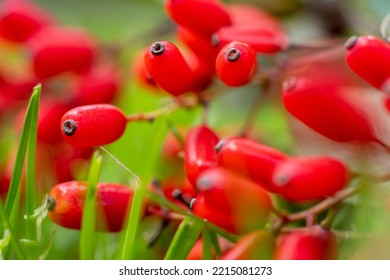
[286,187,359,223]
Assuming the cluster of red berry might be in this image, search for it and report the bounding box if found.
[2,0,390,260]
[0,0,122,193]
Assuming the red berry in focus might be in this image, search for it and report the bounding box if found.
[272,156,349,202]
[345,35,390,89]
[216,137,288,192]
[274,225,338,260]
[61,104,127,147]
[184,125,219,187]
[216,41,257,87]
[144,41,194,96]
[165,0,231,38]
[48,181,135,232]
[0,0,53,43]
[220,230,274,260]
[192,167,273,235]
[27,26,97,80]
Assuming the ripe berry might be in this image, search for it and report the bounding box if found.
[165,0,231,38]
[274,225,338,260]
[215,41,257,87]
[345,35,390,89]
[216,137,288,192]
[272,156,349,202]
[144,41,194,96]
[0,0,53,43]
[61,104,127,147]
[184,125,219,188]
[282,76,377,143]
[48,181,135,232]
[220,230,274,260]
[191,167,273,235]
[72,64,121,106]
[27,26,97,80]
[183,50,214,93]
[37,99,72,145]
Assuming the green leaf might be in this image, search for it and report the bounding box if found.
[25,84,41,259]
[164,215,203,260]
[80,150,103,260]
[119,115,169,260]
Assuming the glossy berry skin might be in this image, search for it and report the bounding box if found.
[282,76,376,143]
[220,230,274,260]
[145,41,194,96]
[183,50,214,93]
[0,0,53,43]
[27,26,96,80]
[165,0,231,38]
[184,125,219,188]
[345,35,390,90]
[48,181,134,232]
[274,226,338,260]
[216,41,257,87]
[72,64,121,106]
[61,104,127,147]
[272,156,349,202]
[192,168,273,235]
[216,137,288,192]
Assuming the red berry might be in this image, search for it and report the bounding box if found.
[61,104,127,147]
[184,125,219,188]
[27,26,97,80]
[132,50,159,91]
[216,41,257,87]
[345,35,390,89]
[220,230,274,260]
[37,99,73,145]
[192,167,273,235]
[165,0,231,38]
[282,76,377,143]
[72,64,121,106]
[176,26,220,63]
[48,181,135,232]
[272,156,349,202]
[274,225,338,260]
[144,41,194,96]
[216,137,288,192]
[0,0,53,43]
[183,50,214,93]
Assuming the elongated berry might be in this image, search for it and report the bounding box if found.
[216,41,257,87]
[145,41,194,96]
[27,26,96,80]
[165,0,231,38]
[216,137,288,192]
[272,156,349,202]
[191,168,273,235]
[61,104,127,147]
[282,76,377,143]
[48,181,134,232]
[274,226,338,260]
[345,35,390,89]
[0,0,53,42]
[184,125,219,187]
[72,64,121,106]
[213,26,288,54]
[220,230,274,260]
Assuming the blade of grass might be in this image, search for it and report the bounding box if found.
[5,88,39,217]
[119,115,168,260]
[164,215,203,260]
[80,150,103,260]
[25,84,41,260]
[0,199,25,259]
[202,229,213,260]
